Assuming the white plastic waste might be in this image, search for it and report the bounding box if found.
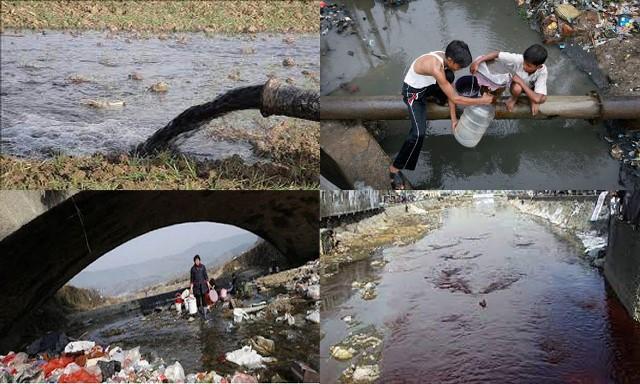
[276,312,295,326]
[185,296,198,315]
[225,346,275,369]
[305,309,320,324]
[454,105,496,148]
[233,308,249,323]
[180,289,190,300]
[475,60,512,91]
[307,284,320,300]
[122,347,141,369]
[64,340,95,354]
[165,361,185,383]
[108,346,124,363]
[175,302,182,314]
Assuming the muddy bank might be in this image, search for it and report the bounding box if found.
[509,194,609,264]
[0,1,317,34]
[320,196,472,274]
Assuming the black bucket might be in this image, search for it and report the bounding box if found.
[455,75,480,98]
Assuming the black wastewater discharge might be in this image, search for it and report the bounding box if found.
[136,80,319,156]
[321,198,640,384]
[1,31,319,161]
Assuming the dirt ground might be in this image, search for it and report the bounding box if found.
[320,199,471,272]
[595,35,640,96]
[0,0,317,34]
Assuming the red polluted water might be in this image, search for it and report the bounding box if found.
[320,201,640,383]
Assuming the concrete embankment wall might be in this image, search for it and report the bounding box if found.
[605,219,640,322]
[508,195,604,233]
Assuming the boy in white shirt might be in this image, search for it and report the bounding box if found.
[470,44,548,115]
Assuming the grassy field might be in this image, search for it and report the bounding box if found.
[0,152,318,190]
[0,0,317,33]
[1,116,319,189]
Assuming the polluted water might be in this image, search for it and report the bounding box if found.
[1,31,318,162]
[321,197,640,383]
[320,0,620,188]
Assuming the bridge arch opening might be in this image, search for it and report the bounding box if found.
[0,190,319,351]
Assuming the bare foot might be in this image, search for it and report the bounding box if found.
[505,97,517,112]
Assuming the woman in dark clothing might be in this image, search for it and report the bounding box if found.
[190,255,211,318]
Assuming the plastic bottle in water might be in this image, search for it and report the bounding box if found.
[453,105,496,148]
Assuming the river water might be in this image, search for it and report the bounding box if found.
[320,0,620,189]
[321,198,640,383]
[0,31,318,161]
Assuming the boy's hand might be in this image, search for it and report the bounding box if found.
[531,101,539,116]
[452,120,458,133]
[470,61,479,74]
[511,74,524,86]
[480,92,494,104]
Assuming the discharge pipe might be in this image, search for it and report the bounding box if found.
[137,79,319,156]
[320,94,640,121]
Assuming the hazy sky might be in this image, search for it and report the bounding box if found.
[85,222,256,272]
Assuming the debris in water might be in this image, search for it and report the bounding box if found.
[148,81,169,93]
[282,57,296,67]
[67,74,91,84]
[82,99,125,108]
[351,364,380,382]
[330,345,354,361]
[479,299,487,308]
[128,72,144,81]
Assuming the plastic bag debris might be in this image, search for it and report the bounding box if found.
[276,312,295,326]
[122,346,141,370]
[305,309,320,324]
[307,284,320,300]
[96,360,121,379]
[43,356,75,377]
[249,336,275,356]
[165,361,185,383]
[225,346,275,369]
[64,340,95,354]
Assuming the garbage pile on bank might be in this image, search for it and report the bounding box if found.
[0,340,259,383]
[1,261,321,383]
[517,0,639,49]
[320,2,356,35]
[607,131,640,170]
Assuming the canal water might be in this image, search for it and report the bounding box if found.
[0,31,318,161]
[321,198,640,383]
[320,0,620,189]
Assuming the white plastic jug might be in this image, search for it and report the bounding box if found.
[186,296,198,315]
[175,302,182,314]
[454,105,495,148]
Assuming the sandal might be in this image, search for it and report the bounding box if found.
[390,171,406,190]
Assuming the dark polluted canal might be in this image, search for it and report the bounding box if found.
[320,198,640,383]
[320,0,619,189]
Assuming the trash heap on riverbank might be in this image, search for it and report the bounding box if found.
[320,2,356,35]
[519,0,639,47]
[0,341,255,383]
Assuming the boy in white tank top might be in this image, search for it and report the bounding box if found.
[391,40,494,190]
